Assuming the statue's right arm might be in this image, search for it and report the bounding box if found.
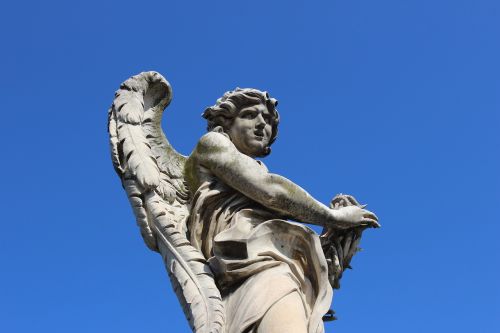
[193,132,378,229]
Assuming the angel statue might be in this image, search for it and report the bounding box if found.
[108,71,379,333]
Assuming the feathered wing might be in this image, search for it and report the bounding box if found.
[108,71,225,333]
[320,194,368,321]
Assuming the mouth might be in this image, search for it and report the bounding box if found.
[253,130,264,140]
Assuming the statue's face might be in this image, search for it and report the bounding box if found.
[227,103,273,157]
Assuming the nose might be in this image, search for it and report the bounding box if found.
[255,113,266,128]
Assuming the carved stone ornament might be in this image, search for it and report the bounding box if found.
[108,71,379,333]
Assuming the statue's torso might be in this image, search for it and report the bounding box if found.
[183,137,332,333]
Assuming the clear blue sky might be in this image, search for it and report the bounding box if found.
[1,0,498,332]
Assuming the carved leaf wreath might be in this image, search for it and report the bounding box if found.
[320,194,368,321]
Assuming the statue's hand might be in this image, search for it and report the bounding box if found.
[333,206,380,229]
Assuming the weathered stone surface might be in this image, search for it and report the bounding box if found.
[108,71,379,333]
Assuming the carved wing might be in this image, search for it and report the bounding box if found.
[320,194,368,321]
[108,71,225,333]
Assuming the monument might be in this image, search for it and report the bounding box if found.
[108,71,379,333]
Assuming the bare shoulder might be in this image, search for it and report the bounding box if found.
[185,132,235,190]
[196,131,234,155]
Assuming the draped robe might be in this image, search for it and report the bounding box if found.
[187,161,332,333]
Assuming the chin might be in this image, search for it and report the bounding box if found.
[252,147,269,158]
[241,141,269,157]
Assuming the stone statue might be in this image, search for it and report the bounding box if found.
[108,72,379,333]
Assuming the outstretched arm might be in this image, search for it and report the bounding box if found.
[194,132,378,229]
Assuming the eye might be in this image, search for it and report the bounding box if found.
[241,111,256,119]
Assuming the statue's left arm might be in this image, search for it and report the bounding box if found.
[193,132,378,230]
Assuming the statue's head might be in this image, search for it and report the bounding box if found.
[203,88,280,157]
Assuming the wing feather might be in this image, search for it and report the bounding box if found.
[108,71,225,332]
[108,108,123,175]
[117,123,161,188]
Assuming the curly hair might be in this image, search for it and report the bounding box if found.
[202,88,280,155]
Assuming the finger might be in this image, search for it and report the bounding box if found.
[360,219,376,227]
[362,215,378,223]
[362,211,378,221]
[361,218,380,228]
